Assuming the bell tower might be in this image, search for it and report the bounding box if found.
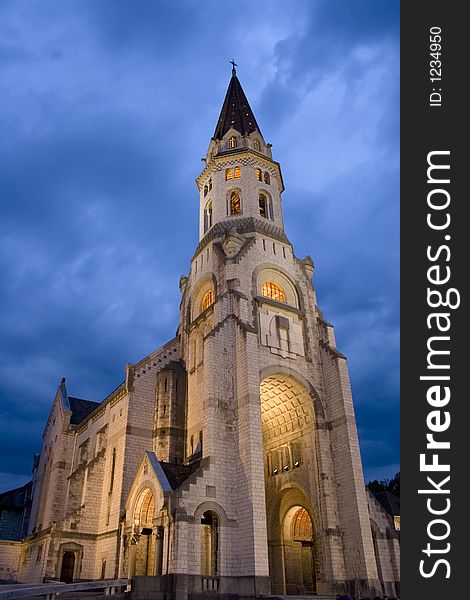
[175,66,383,598]
[197,63,285,239]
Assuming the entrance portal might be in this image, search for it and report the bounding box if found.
[283,506,316,595]
[60,551,75,583]
[133,488,156,576]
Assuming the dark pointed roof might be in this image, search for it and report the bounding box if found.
[214,69,261,140]
[68,396,100,425]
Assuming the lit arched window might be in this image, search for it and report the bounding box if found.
[225,168,233,181]
[263,172,270,185]
[254,139,260,151]
[229,136,237,149]
[259,194,267,218]
[261,281,286,303]
[234,166,241,179]
[230,191,241,215]
[201,289,214,312]
[201,510,219,576]
[256,168,262,181]
[204,201,212,234]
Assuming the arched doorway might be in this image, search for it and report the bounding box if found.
[260,373,318,595]
[283,506,316,595]
[60,551,75,583]
[133,488,156,576]
[201,510,219,575]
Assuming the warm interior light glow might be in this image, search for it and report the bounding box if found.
[229,136,237,148]
[225,168,233,181]
[259,194,267,218]
[234,166,241,179]
[230,191,241,215]
[261,281,286,303]
[201,289,215,312]
[256,168,262,181]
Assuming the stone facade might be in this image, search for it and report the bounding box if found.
[0,69,399,598]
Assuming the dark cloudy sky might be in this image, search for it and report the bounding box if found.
[0,0,399,492]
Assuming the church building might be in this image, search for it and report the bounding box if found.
[0,66,400,599]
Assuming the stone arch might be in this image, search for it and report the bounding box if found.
[259,365,326,421]
[257,188,274,220]
[226,186,242,216]
[191,274,217,322]
[252,263,305,311]
[265,485,319,596]
[193,500,229,526]
[126,478,162,527]
[260,374,314,450]
[132,487,156,577]
[193,501,229,577]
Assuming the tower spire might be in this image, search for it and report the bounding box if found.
[213,65,261,140]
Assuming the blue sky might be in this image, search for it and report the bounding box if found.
[0,0,399,492]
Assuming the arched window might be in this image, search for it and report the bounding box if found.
[208,178,212,191]
[201,511,219,576]
[229,136,237,149]
[259,194,268,218]
[230,191,241,215]
[225,168,233,181]
[263,171,270,185]
[254,139,260,151]
[204,185,208,197]
[234,166,241,179]
[203,201,212,234]
[261,281,286,303]
[201,289,214,312]
[256,168,262,181]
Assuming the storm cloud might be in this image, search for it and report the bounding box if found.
[0,0,399,491]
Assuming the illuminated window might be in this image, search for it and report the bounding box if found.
[254,139,260,151]
[256,168,262,181]
[259,194,267,218]
[229,136,237,148]
[204,201,212,234]
[230,191,241,215]
[234,166,241,179]
[225,168,233,181]
[261,281,286,303]
[201,289,214,312]
[263,172,270,185]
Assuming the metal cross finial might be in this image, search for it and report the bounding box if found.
[229,59,238,75]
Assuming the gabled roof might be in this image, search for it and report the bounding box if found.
[159,460,200,490]
[213,69,261,140]
[68,396,100,425]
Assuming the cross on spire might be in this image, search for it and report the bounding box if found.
[229,59,238,76]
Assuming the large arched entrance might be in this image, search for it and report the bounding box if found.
[133,488,156,576]
[283,506,316,595]
[260,373,318,595]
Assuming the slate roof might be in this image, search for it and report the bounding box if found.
[213,69,261,140]
[68,396,100,425]
[374,491,400,516]
[159,460,200,490]
[0,481,32,511]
